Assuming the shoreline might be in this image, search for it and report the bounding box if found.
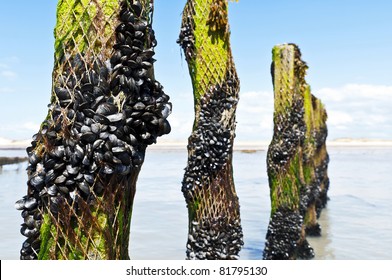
[1,140,392,152]
[0,157,28,166]
[147,140,392,151]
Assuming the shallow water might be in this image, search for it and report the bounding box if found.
[308,147,392,259]
[1,147,391,259]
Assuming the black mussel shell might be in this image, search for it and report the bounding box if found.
[47,185,58,196]
[94,114,110,125]
[30,175,45,189]
[91,123,101,134]
[15,198,26,211]
[24,197,38,210]
[66,165,80,175]
[54,175,67,184]
[117,152,131,165]
[96,103,118,116]
[54,87,71,101]
[116,164,130,175]
[24,215,35,229]
[102,164,115,175]
[93,139,105,150]
[112,146,127,154]
[84,174,95,185]
[159,119,171,136]
[44,170,56,184]
[131,1,142,17]
[78,181,91,196]
[103,150,113,162]
[80,132,97,143]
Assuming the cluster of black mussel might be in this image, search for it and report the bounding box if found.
[177,16,195,61]
[265,99,314,260]
[265,51,327,259]
[268,45,308,174]
[265,102,318,259]
[15,0,171,260]
[186,218,243,260]
[263,209,314,260]
[182,79,238,196]
[313,126,330,213]
[301,126,330,237]
[267,98,306,173]
[181,78,243,260]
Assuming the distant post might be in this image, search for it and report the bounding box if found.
[178,0,243,259]
[264,43,329,259]
[16,0,171,260]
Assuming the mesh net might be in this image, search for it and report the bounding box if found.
[179,0,233,99]
[179,0,243,260]
[17,0,171,260]
[264,44,328,259]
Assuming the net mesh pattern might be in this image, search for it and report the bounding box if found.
[264,44,328,260]
[179,0,243,260]
[16,0,171,260]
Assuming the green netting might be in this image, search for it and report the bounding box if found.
[16,0,171,260]
[264,44,329,260]
[179,0,243,260]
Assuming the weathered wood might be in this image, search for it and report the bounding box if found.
[264,44,329,260]
[178,0,243,260]
[16,0,171,260]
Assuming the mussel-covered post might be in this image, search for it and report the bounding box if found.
[263,43,329,260]
[15,0,171,260]
[178,0,243,260]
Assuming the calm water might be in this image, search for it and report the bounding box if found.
[1,146,391,260]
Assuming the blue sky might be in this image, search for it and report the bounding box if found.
[0,0,391,143]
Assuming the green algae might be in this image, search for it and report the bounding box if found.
[54,0,119,62]
[187,0,230,104]
[266,43,329,259]
[38,214,55,260]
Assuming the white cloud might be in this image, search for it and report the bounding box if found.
[0,121,40,140]
[344,84,392,100]
[365,115,387,124]
[315,83,392,140]
[0,87,15,94]
[0,58,19,80]
[236,84,392,141]
[22,122,40,132]
[0,70,17,80]
[173,84,392,142]
[317,87,344,102]
[236,90,274,142]
[165,115,192,139]
[238,91,273,117]
[162,91,194,142]
[317,83,392,103]
[327,110,354,126]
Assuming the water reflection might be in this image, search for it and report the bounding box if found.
[308,207,335,259]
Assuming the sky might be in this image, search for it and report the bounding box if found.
[0,0,391,144]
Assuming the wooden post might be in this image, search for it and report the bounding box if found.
[15,0,171,260]
[178,0,243,260]
[264,44,329,259]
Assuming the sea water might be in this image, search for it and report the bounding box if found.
[1,146,391,260]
